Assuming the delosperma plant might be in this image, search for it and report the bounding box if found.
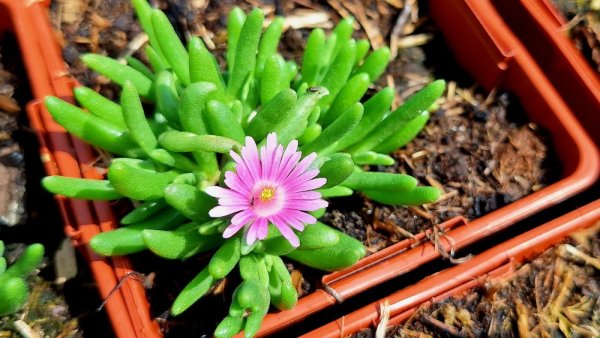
[41,1,445,336]
[0,241,44,316]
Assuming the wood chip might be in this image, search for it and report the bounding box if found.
[409,206,433,220]
[0,96,19,113]
[395,33,433,49]
[342,1,384,49]
[326,0,351,18]
[119,33,149,59]
[382,0,404,9]
[55,0,85,25]
[291,269,304,293]
[282,10,332,30]
[90,13,112,30]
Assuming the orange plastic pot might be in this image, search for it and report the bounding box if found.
[22,0,600,337]
[305,198,600,337]
[249,0,600,335]
[491,0,600,146]
[3,0,159,337]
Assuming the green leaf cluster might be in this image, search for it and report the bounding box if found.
[0,242,44,316]
[41,2,445,337]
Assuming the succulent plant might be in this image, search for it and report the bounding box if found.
[41,1,445,336]
[0,241,44,316]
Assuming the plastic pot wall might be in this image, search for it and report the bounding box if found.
[305,198,600,337]
[21,0,600,337]
[491,0,600,146]
[251,0,600,335]
[2,0,160,337]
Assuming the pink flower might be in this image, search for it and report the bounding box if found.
[205,133,328,247]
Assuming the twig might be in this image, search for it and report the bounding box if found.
[421,314,464,337]
[390,0,415,59]
[322,282,344,303]
[97,271,155,312]
[560,244,600,270]
[14,320,42,338]
[375,300,390,338]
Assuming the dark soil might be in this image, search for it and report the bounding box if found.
[325,89,557,253]
[351,222,600,338]
[551,0,600,73]
[0,35,26,227]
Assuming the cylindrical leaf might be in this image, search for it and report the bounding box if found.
[151,9,190,85]
[208,237,241,279]
[318,40,356,109]
[285,227,365,271]
[300,28,326,86]
[74,86,126,129]
[206,100,246,144]
[155,71,182,127]
[45,96,143,157]
[0,278,28,316]
[373,111,430,153]
[334,87,394,151]
[302,102,363,155]
[90,208,185,256]
[189,37,226,99]
[342,170,418,192]
[247,88,297,141]
[171,266,215,315]
[321,73,370,127]
[227,9,264,98]
[121,199,168,224]
[108,159,179,200]
[42,176,123,200]
[227,7,246,73]
[318,153,354,189]
[349,80,445,153]
[143,224,223,259]
[256,17,284,77]
[364,186,441,206]
[354,47,391,82]
[164,183,216,221]
[81,54,153,98]
[121,81,158,154]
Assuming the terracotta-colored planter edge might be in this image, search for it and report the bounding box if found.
[252,0,600,334]
[304,198,600,338]
[3,0,154,336]
[491,0,600,146]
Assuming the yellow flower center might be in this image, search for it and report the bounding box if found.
[259,187,275,202]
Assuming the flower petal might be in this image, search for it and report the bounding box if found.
[224,172,252,195]
[284,199,328,211]
[223,222,245,238]
[285,169,320,189]
[286,210,318,225]
[285,152,317,182]
[209,205,246,217]
[246,220,259,245]
[276,223,299,247]
[287,191,322,200]
[287,177,327,193]
[231,209,256,226]
[275,151,302,182]
[273,214,305,231]
[241,136,261,181]
[255,217,269,240]
[205,186,245,200]
[270,145,284,181]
